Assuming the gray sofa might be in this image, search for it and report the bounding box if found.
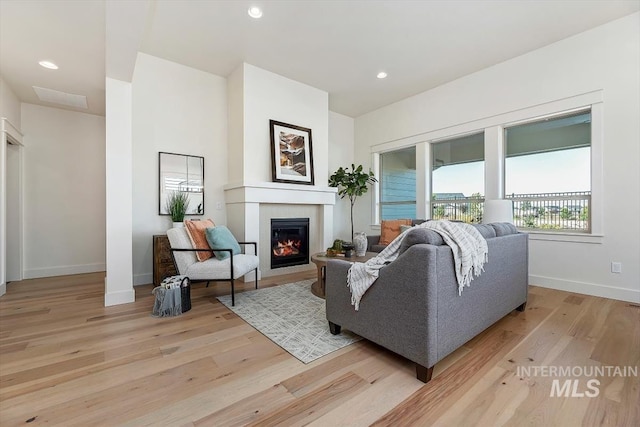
[326,222,528,383]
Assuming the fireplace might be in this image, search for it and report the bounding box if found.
[271,218,310,269]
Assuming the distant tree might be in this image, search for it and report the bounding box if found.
[580,206,589,221]
[524,215,536,228]
[469,193,483,223]
[560,207,572,220]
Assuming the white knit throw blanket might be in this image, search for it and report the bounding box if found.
[347,220,488,310]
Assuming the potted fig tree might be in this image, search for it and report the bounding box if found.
[329,164,377,242]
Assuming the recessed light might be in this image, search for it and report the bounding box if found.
[377,72,388,79]
[248,6,263,19]
[39,60,59,70]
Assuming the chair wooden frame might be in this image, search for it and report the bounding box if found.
[170,242,258,306]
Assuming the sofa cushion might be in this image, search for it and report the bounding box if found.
[369,244,387,253]
[473,224,497,239]
[400,224,413,233]
[185,219,216,261]
[379,219,413,245]
[205,226,241,260]
[490,222,518,236]
[399,228,446,254]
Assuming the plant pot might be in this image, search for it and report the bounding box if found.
[342,242,354,258]
[172,221,184,228]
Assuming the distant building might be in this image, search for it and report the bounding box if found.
[433,193,466,200]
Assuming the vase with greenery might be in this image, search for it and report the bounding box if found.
[166,191,190,227]
[329,164,377,241]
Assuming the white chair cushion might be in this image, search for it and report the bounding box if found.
[167,227,198,274]
[185,254,259,280]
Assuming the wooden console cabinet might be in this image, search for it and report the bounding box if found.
[153,235,177,286]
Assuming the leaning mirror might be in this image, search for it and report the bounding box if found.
[159,152,205,215]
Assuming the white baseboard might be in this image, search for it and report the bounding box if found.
[24,263,106,279]
[133,273,153,286]
[261,263,313,278]
[530,275,640,303]
[243,269,262,282]
[104,288,135,306]
[0,282,6,297]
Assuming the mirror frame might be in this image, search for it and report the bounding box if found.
[158,152,205,216]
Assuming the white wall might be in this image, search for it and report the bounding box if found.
[21,103,106,278]
[328,111,354,241]
[224,63,333,272]
[131,53,228,285]
[354,13,640,302]
[243,63,329,186]
[0,76,21,129]
[227,65,244,185]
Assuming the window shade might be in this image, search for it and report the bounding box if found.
[432,132,484,169]
[505,110,591,158]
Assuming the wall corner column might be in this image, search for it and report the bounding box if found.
[105,77,134,306]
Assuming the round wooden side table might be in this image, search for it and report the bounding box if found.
[310,252,377,298]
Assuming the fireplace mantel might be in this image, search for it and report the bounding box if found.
[223,182,337,278]
[224,182,337,205]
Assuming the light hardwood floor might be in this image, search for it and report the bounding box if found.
[0,271,638,426]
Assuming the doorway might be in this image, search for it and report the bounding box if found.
[6,140,22,282]
[2,118,24,290]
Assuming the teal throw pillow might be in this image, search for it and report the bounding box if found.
[205,226,241,260]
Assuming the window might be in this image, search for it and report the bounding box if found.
[505,109,591,232]
[379,146,416,220]
[431,132,484,223]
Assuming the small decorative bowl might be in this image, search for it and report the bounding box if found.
[342,242,354,257]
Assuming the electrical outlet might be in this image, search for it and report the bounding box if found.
[215,202,223,210]
[611,262,622,274]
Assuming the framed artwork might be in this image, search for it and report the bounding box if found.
[270,120,314,185]
[159,152,205,215]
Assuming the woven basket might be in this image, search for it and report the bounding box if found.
[180,277,191,313]
[160,275,191,314]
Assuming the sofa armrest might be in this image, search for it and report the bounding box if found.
[325,244,439,368]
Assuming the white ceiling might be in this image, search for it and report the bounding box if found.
[1,0,638,118]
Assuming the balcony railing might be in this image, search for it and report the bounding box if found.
[431,196,484,224]
[430,191,591,232]
[506,191,591,232]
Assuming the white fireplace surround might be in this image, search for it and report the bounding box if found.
[224,182,337,278]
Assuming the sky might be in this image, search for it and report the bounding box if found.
[432,147,591,196]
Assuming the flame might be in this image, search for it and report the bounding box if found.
[272,239,302,257]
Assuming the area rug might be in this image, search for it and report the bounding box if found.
[217,279,361,364]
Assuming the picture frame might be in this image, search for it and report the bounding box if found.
[270,120,314,185]
[159,152,205,215]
